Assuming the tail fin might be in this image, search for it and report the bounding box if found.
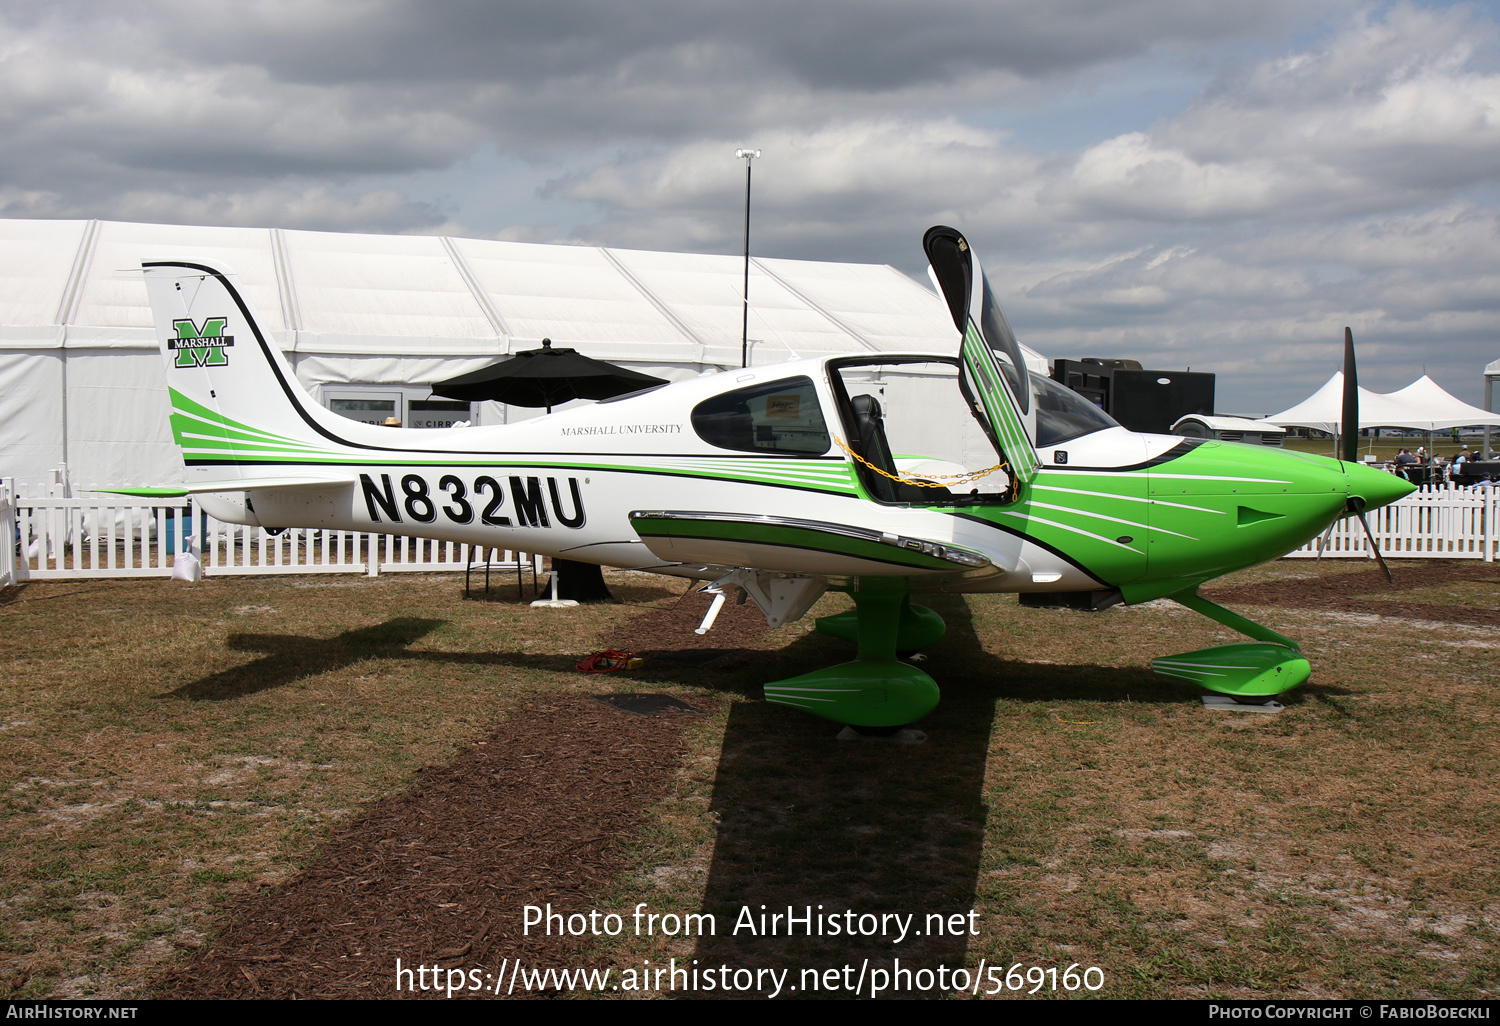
[143,260,349,483]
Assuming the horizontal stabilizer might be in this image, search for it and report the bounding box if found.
[183,474,358,494]
[94,475,356,499]
[93,487,190,499]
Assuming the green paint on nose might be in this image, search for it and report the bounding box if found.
[1344,461,1416,511]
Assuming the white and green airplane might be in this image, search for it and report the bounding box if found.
[135,226,1412,727]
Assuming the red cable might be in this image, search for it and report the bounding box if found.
[575,650,636,673]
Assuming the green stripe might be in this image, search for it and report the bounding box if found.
[93,487,190,498]
[170,412,319,454]
[171,415,321,452]
[174,426,329,455]
[963,328,1027,460]
[169,387,860,493]
[962,323,1038,481]
[181,453,859,494]
[169,390,307,448]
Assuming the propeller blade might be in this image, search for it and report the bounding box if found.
[1342,326,1359,465]
[1315,520,1337,563]
[1355,508,1393,583]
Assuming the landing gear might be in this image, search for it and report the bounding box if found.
[1151,587,1311,698]
[813,591,945,653]
[763,580,943,727]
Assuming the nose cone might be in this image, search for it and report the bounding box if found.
[1344,461,1416,511]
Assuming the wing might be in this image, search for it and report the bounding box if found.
[628,509,992,577]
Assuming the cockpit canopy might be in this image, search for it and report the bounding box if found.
[1033,374,1119,447]
[683,355,1118,507]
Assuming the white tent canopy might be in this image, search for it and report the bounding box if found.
[1384,376,1500,430]
[0,218,1045,491]
[1261,372,1500,434]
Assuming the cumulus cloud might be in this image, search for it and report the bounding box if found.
[102,0,1322,92]
[0,0,1335,192]
[1,1,1498,409]
[1052,3,1500,221]
[552,119,1049,262]
[0,184,446,234]
[977,4,1500,408]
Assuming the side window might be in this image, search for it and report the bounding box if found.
[691,377,830,455]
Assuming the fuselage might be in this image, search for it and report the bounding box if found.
[173,352,1408,602]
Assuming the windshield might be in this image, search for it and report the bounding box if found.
[979,276,1030,415]
[1034,375,1119,447]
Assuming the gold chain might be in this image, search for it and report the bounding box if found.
[833,436,1009,488]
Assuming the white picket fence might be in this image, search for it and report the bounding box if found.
[0,482,15,587]
[1,478,540,582]
[2,478,1493,585]
[1285,484,1497,561]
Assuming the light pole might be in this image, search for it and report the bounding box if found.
[735,148,760,368]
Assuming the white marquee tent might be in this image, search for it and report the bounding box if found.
[1261,372,1500,435]
[0,219,1038,492]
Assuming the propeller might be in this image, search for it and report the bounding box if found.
[1321,326,1392,582]
[1342,326,1359,465]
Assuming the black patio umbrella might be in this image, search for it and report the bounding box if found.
[429,338,667,411]
[433,338,664,604]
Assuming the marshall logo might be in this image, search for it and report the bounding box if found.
[168,317,234,368]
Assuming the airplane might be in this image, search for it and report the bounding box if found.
[129,227,1413,728]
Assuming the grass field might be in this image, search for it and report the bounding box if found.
[1,560,1496,1000]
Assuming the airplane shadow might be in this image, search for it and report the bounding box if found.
[161,617,452,701]
[684,593,1179,998]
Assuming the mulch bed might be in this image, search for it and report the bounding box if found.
[614,588,779,664]
[159,696,695,999]
[1203,561,1500,628]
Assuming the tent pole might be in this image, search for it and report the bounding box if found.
[736,148,760,369]
[60,346,68,477]
[1486,374,1493,458]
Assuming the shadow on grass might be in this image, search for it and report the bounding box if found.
[161,617,451,700]
[686,593,1176,998]
[152,590,1274,996]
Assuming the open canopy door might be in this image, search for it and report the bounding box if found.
[922,226,1040,486]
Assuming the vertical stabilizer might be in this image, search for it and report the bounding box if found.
[142,260,342,484]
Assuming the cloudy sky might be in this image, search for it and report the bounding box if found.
[3,0,1498,413]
